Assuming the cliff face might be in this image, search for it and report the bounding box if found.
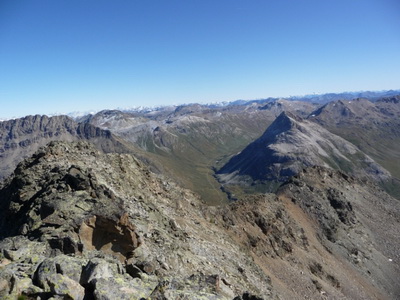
[1,141,399,299]
[0,115,130,181]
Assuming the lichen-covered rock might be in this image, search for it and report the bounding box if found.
[33,258,59,291]
[52,255,87,284]
[47,273,85,300]
[158,274,235,300]
[92,275,158,300]
[0,267,43,299]
[0,236,48,263]
[81,258,117,285]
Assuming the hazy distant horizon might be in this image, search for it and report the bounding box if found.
[1,88,399,121]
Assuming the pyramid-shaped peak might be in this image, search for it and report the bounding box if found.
[269,111,304,131]
[257,111,304,144]
[277,110,303,122]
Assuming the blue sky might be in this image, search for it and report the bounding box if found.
[1,0,399,119]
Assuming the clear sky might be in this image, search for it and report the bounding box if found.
[1,0,399,119]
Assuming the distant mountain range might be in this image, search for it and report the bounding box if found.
[288,89,400,103]
[67,89,399,119]
[0,115,134,180]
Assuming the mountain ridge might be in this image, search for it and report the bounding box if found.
[308,96,400,197]
[0,114,134,181]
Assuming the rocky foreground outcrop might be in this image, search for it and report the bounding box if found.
[0,141,274,299]
[0,141,399,299]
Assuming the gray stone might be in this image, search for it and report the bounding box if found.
[0,271,43,299]
[53,255,86,283]
[81,258,114,285]
[47,273,85,300]
[92,275,157,300]
[33,258,58,290]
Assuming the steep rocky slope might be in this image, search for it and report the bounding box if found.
[211,167,400,299]
[217,111,390,196]
[276,167,400,299]
[1,142,399,299]
[0,115,131,181]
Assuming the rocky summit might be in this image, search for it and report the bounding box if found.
[1,141,399,299]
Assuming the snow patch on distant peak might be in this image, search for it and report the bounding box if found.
[67,110,98,119]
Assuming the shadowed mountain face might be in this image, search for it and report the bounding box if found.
[309,96,400,197]
[0,115,132,181]
[217,111,391,195]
